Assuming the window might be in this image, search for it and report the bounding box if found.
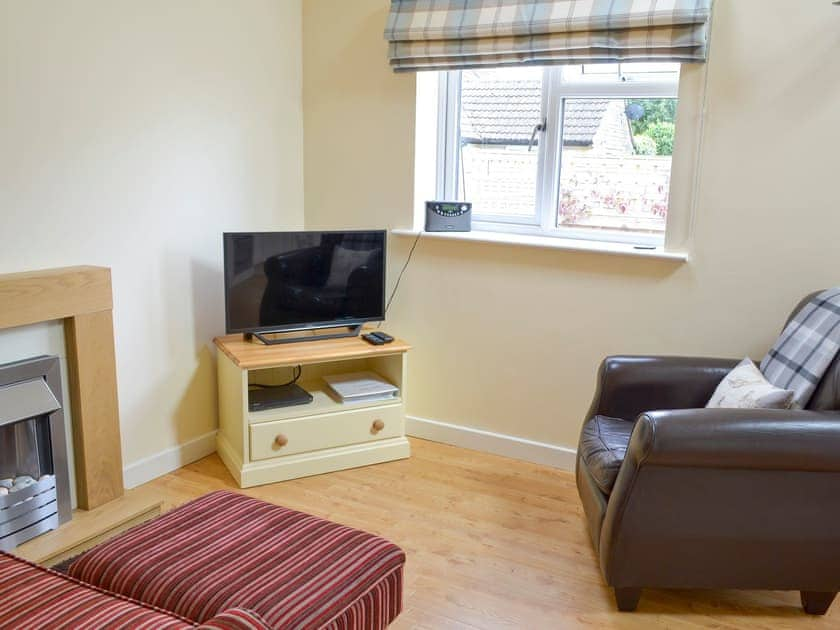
[437,63,681,245]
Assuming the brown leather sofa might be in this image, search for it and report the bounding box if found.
[576,292,840,614]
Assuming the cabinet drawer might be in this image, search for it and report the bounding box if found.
[249,404,403,462]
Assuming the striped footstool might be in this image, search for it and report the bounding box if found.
[65,491,405,630]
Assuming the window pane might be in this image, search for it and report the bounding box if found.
[457,67,543,220]
[622,62,681,75]
[582,63,619,76]
[557,98,677,236]
[563,62,679,84]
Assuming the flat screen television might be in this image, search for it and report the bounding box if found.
[223,230,386,337]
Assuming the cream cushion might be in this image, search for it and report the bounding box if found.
[706,357,795,409]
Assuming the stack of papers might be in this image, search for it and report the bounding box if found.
[323,372,399,403]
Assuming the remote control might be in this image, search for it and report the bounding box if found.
[370,331,394,343]
[362,333,385,345]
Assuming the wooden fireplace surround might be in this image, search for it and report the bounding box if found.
[0,266,123,509]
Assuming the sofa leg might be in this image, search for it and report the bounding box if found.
[801,591,836,615]
[614,587,642,612]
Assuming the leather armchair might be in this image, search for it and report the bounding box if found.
[577,293,840,615]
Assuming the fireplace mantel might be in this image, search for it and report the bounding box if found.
[0,266,123,509]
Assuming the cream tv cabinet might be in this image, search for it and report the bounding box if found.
[214,332,411,487]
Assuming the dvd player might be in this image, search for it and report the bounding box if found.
[248,384,313,412]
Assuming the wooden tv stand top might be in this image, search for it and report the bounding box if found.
[214,331,411,369]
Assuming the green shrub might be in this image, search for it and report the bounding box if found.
[633,135,657,156]
[626,99,677,136]
[648,122,675,156]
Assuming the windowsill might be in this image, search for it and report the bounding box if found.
[391,229,688,261]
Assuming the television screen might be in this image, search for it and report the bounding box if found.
[223,231,386,334]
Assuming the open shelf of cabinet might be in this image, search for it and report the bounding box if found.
[247,378,402,424]
[214,332,411,487]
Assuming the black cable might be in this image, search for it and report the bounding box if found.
[249,364,301,389]
[379,231,421,327]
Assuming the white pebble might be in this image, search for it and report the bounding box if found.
[11,477,35,492]
[0,488,8,496]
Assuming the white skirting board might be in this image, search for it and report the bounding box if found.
[406,416,577,471]
[123,430,218,489]
[123,417,577,489]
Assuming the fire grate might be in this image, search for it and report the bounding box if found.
[0,356,72,551]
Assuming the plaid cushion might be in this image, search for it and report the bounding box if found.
[67,491,405,630]
[0,552,191,629]
[385,0,713,72]
[760,288,840,408]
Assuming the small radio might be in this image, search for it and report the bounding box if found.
[425,201,471,232]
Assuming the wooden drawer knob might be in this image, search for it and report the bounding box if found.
[274,434,288,448]
[371,419,385,434]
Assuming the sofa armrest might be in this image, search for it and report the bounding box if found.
[198,608,271,630]
[599,407,840,587]
[630,408,840,472]
[586,355,739,421]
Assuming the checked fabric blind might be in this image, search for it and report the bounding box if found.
[385,0,713,72]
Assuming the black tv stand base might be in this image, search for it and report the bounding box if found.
[245,324,363,346]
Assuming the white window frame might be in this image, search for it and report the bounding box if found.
[436,65,680,247]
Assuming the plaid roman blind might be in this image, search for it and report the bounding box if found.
[385,0,713,72]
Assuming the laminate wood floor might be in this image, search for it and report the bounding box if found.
[142,438,837,629]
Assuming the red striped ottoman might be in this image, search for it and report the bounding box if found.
[66,491,404,630]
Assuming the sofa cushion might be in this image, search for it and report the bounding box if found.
[67,491,404,630]
[0,552,191,629]
[707,357,795,409]
[579,415,635,495]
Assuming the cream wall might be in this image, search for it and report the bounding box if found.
[2,1,837,480]
[303,0,840,453]
[1,0,304,472]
